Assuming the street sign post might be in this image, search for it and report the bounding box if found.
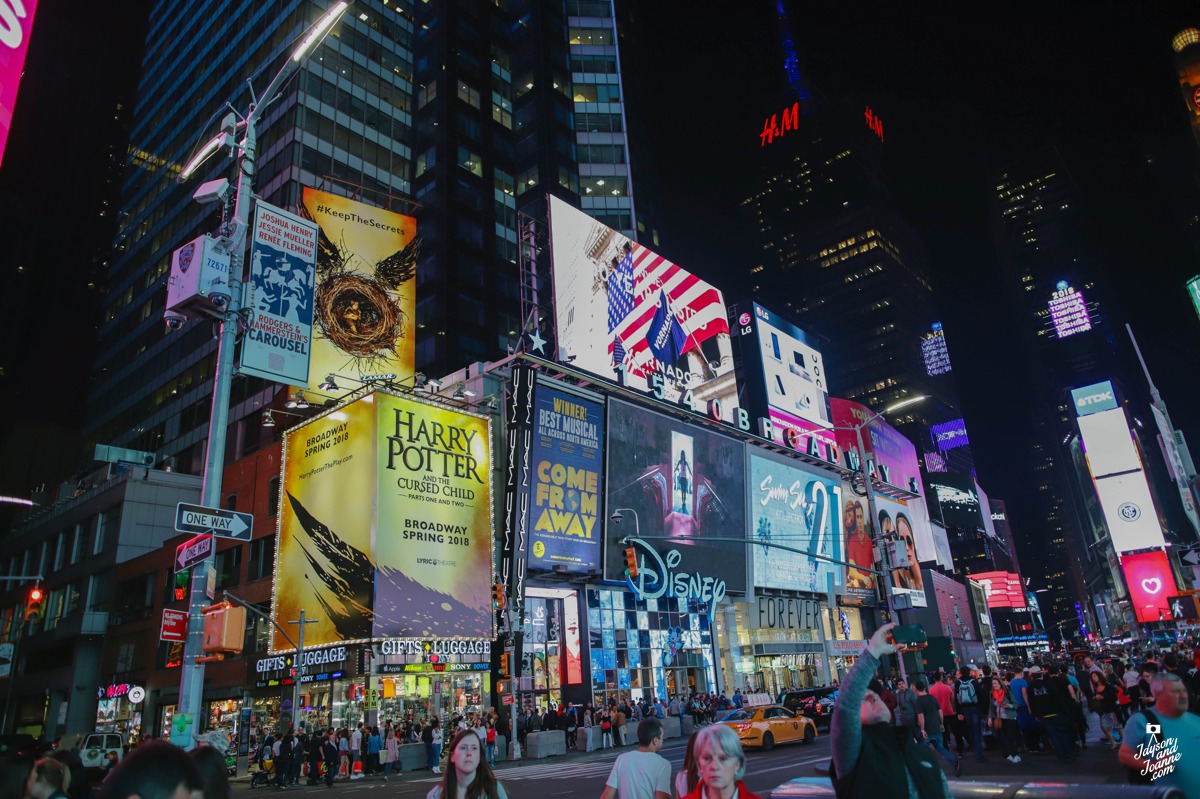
[175,534,214,573]
[161,609,189,642]
[175,502,254,541]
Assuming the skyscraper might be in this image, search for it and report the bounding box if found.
[87,0,646,472]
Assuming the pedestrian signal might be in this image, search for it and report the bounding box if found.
[493,582,506,610]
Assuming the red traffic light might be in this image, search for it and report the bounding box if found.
[624,547,638,579]
[28,588,42,601]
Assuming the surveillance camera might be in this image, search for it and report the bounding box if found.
[210,291,231,309]
[164,311,186,330]
[610,514,623,523]
[193,178,231,206]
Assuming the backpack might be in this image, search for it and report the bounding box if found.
[957,679,977,707]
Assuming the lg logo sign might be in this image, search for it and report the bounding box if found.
[0,0,30,49]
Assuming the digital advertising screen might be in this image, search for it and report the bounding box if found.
[927,472,984,533]
[839,484,878,606]
[930,418,969,452]
[1094,472,1167,554]
[300,188,418,397]
[604,399,747,593]
[729,302,834,454]
[1071,381,1118,417]
[969,571,1026,609]
[274,392,494,650]
[875,494,929,607]
[1120,550,1177,623]
[1078,408,1141,478]
[747,451,843,593]
[528,384,605,573]
[548,196,737,412]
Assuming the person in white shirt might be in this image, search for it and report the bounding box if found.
[600,718,672,799]
[349,725,363,780]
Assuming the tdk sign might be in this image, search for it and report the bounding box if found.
[1071,381,1117,417]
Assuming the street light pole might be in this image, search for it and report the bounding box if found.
[173,3,348,748]
[287,610,319,732]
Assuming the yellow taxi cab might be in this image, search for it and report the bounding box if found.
[718,704,817,750]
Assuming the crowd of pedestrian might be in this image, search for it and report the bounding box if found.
[829,625,1200,798]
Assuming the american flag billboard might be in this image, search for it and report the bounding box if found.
[548,196,737,411]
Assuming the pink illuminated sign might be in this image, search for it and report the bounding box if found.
[1048,281,1092,338]
[0,0,39,169]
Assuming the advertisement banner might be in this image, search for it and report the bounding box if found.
[728,302,834,458]
[274,391,493,650]
[875,495,928,607]
[839,483,877,605]
[968,571,1026,609]
[241,203,319,385]
[300,188,418,395]
[1094,471,1167,554]
[548,196,737,412]
[605,399,747,593]
[1078,408,1141,478]
[529,385,604,573]
[1071,381,1117,417]
[931,523,954,571]
[927,473,984,532]
[1120,550,1177,623]
[0,0,38,169]
[747,451,842,593]
[930,570,973,639]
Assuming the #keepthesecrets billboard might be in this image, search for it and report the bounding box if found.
[300,189,418,395]
[605,399,747,594]
[748,451,843,594]
[549,196,737,412]
[528,384,604,573]
[274,391,493,650]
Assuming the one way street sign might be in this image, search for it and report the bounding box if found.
[175,502,254,541]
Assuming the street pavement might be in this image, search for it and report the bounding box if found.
[232,716,1129,797]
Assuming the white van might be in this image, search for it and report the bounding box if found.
[81,733,124,770]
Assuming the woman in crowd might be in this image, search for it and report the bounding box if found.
[674,732,699,799]
[338,728,351,780]
[381,725,401,782]
[484,719,497,767]
[24,758,70,799]
[680,725,763,799]
[989,674,1020,764]
[426,728,509,799]
[1088,671,1121,750]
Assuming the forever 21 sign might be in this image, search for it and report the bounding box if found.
[756,597,822,631]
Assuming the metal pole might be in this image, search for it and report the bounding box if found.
[173,113,256,749]
[294,609,305,732]
[857,422,907,685]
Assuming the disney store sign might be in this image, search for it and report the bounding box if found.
[624,538,726,615]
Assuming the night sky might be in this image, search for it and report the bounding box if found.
[4,1,1200,557]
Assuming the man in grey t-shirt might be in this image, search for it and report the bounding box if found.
[600,718,671,799]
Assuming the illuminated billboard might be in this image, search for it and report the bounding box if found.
[747,451,842,593]
[930,418,969,452]
[1047,281,1093,338]
[549,196,737,412]
[300,188,418,396]
[274,391,493,650]
[605,399,747,593]
[927,473,984,533]
[241,202,319,385]
[968,571,1026,609]
[0,0,38,169]
[840,486,877,606]
[528,385,604,573]
[1188,275,1200,322]
[876,494,929,607]
[1078,408,1140,477]
[1071,381,1117,417]
[1120,550,1177,623]
[1094,472,1167,554]
[728,302,833,455]
[921,323,951,376]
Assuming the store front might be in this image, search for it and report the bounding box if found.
[719,597,831,694]
[586,586,715,709]
[96,683,146,743]
[374,638,492,724]
[249,644,355,732]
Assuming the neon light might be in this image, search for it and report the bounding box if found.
[864,106,884,141]
[759,102,800,146]
[1048,282,1093,338]
[930,418,969,452]
[921,328,951,376]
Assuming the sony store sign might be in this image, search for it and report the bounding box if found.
[755,596,822,631]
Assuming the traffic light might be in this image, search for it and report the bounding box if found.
[201,602,246,654]
[492,582,506,610]
[624,547,638,579]
[25,586,43,622]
